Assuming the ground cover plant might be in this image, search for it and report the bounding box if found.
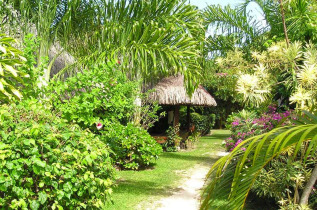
[0,100,115,209]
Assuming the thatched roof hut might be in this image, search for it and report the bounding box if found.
[149,75,217,107]
[149,75,217,130]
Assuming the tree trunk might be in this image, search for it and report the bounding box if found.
[278,0,290,47]
[300,163,317,205]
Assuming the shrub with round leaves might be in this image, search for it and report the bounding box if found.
[48,62,137,129]
[102,123,162,170]
[0,100,115,209]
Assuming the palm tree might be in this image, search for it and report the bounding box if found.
[54,0,205,95]
[203,0,317,58]
[201,111,317,209]
[203,3,269,57]
[2,0,204,95]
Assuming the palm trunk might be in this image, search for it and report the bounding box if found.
[278,0,290,47]
[299,163,317,205]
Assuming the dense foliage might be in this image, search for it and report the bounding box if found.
[190,112,216,135]
[47,62,162,170]
[0,100,115,209]
[202,112,317,209]
[0,34,29,101]
[102,123,162,170]
[48,62,137,128]
[225,106,292,151]
[253,156,317,208]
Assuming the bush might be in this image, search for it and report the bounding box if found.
[252,153,317,209]
[0,100,115,209]
[191,112,216,135]
[102,123,162,170]
[162,124,182,152]
[225,105,292,151]
[48,62,137,129]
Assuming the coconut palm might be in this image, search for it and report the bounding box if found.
[2,0,204,95]
[54,0,205,95]
[201,111,317,209]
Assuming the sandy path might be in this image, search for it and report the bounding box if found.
[148,151,228,210]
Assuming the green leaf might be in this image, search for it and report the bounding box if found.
[39,182,44,188]
[30,200,40,210]
[6,162,14,169]
[38,192,47,205]
[32,165,41,175]
[34,159,46,168]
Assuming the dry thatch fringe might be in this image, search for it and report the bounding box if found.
[149,75,217,106]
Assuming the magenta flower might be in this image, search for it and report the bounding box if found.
[96,122,103,130]
[232,120,239,126]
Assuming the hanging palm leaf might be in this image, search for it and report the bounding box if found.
[0,34,29,102]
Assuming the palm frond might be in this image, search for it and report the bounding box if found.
[201,115,317,209]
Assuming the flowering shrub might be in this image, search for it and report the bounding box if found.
[0,100,115,209]
[225,105,292,151]
[48,62,163,170]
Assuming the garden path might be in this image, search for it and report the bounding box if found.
[107,130,230,210]
[150,151,228,210]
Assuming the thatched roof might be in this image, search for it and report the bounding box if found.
[149,75,217,106]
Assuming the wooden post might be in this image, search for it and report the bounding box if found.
[174,106,180,127]
[187,105,191,131]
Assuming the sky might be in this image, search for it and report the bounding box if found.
[188,0,243,8]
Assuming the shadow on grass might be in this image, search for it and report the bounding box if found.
[113,179,177,197]
[162,153,219,165]
[205,133,231,139]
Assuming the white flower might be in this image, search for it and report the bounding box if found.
[96,122,103,130]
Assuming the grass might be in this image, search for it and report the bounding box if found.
[105,130,231,210]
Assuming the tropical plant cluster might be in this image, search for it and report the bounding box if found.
[1,0,317,209]
[225,106,292,151]
[163,124,182,152]
[0,36,163,208]
[0,100,115,209]
[201,0,317,209]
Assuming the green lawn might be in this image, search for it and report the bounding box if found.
[105,130,231,210]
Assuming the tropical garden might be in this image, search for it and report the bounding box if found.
[0,0,317,209]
